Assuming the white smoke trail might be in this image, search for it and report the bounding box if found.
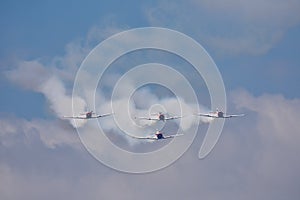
[5,40,214,146]
[39,76,87,128]
[91,84,214,145]
[6,63,214,145]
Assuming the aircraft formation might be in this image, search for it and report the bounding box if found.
[63,108,244,141]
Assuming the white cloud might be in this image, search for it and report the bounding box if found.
[4,60,50,91]
[0,117,80,149]
[229,89,300,199]
[232,89,300,146]
[146,0,300,55]
[2,12,300,199]
[1,89,300,200]
[196,0,300,26]
[5,24,215,138]
[0,163,88,200]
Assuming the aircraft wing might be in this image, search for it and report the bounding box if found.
[128,135,158,140]
[94,113,113,118]
[224,114,245,118]
[163,134,184,139]
[196,113,214,118]
[128,133,184,140]
[165,115,184,120]
[63,116,87,119]
[135,116,158,121]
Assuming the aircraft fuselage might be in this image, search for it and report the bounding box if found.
[156,133,164,139]
[158,114,165,121]
[217,111,224,118]
[86,112,92,118]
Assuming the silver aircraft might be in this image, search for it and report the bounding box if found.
[135,112,183,122]
[196,109,245,119]
[63,111,112,119]
[129,130,184,140]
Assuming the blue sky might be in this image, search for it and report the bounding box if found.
[1,1,300,199]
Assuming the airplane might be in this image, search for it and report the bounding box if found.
[129,130,184,140]
[196,109,245,118]
[135,112,183,122]
[63,111,112,119]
